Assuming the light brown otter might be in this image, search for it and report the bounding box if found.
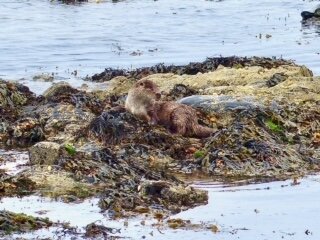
[125,79,161,123]
[125,79,214,138]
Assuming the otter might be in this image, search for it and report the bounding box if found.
[125,79,161,123]
[125,79,214,138]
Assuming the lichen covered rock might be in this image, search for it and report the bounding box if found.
[29,141,61,165]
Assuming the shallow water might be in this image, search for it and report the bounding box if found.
[0,0,319,94]
[0,149,29,175]
[1,147,320,239]
[1,2,320,239]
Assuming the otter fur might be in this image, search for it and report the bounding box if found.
[125,79,161,123]
[153,101,214,138]
[125,79,214,138]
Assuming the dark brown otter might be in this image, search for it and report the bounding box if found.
[153,101,214,138]
[125,79,214,138]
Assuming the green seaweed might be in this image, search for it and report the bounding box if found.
[0,211,52,235]
[265,119,283,133]
[64,143,76,156]
[194,150,205,159]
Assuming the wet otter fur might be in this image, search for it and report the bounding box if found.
[126,79,214,138]
[154,101,214,138]
[125,79,161,123]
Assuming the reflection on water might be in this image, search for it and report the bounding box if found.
[0,0,319,94]
[0,149,29,175]
[1,175,320,239]
[302,20,320,37]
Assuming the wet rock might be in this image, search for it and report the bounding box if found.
[178,95,265,113]
[55,0,88,4]
[1,57,319,219]
[88,107,139,145]
[85,223,120,239]
[32,73,54,82]
[0,80,35,108]
[138,180,208,208]
[43,82,78,100]
[0,122,10,143]
[0,210,53,235]
[189,108,320,177]
[42,82,103,114]
[166,83,198,101]
[89,56,295,82]
[38,104,95,142]
[74,142,116,163]
[266,73,288,87]
[91,68,128,82]
[0,172,36,197]
[166,218,219,232]
[301,8,320,21]
[29,141,61,165]
[6,117,45,147]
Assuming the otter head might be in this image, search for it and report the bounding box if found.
[134,79,161,100]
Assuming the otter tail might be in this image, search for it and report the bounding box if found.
[193,125,215,138]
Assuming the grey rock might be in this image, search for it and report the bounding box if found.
[29,141,61,165]
[178,95,265,113]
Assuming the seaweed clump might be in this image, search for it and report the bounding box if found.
[0,211,53,235]
[90,56,296,82]
[0,171,36,197]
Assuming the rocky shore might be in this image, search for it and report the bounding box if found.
[1,56,320,236]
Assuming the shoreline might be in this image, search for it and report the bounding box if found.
[1,56,320,238]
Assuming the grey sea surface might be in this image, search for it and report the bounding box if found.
[1,1,320,238]
[0,0,319,94]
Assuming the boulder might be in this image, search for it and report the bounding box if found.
[29,141,61,165]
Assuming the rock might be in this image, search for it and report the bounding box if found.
[88,107,137,145]
[301,8,320,21]
[42,82,78,100]
[144,64,310,94]
[138,180,208,207]
[85,223,119,238]
[166,83,198,101]
[266,73,288,87]
[178,95,265,113]
[32,73,54,82]
[8,118,45,147]
[42,82,104,114]
[89,56,295,82]
[91,69,128,82]
[75,142,116,163]
[92,76,134,101]
[0,80,35,108]
[29,141,61,165]
[0,172,36,196]
[299,65,313,77]
[1,56,320,218]
[40,104,95,142]
[0,210,53,235]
